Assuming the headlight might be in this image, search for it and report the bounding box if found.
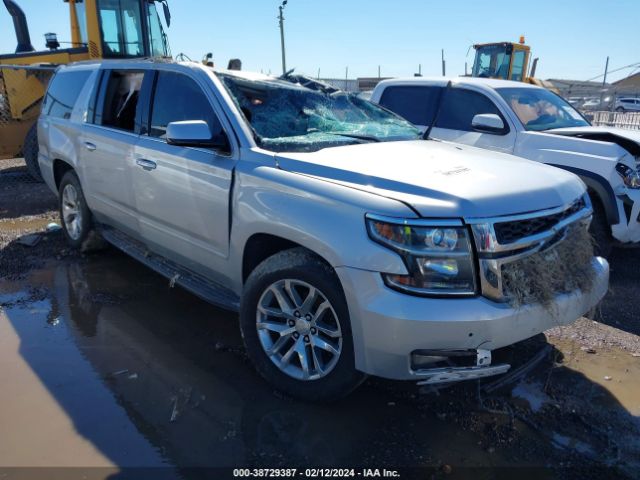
[616,163,640,189]
[366,215,477,296]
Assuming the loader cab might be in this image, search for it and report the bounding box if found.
[472,42,530,82]
[89,0,171,58]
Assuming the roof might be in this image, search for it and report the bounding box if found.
[375,76,541,91]
[613,72,640,86]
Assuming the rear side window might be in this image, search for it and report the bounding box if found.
[95,70,145,132]
[42,70,91,119]
[436,88,507,133]
[148,71,223,140]
[379,86,443,126]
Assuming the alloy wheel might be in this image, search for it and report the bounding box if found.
[62,184,83,240]
[256,279,343,381]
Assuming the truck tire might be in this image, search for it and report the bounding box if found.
[23,123,43,182]
[240,248,365,402]
[58,171,96,250]
[589,195,612,258]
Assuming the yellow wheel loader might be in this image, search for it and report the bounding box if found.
[471,37,558,93]
[0,0,171,180]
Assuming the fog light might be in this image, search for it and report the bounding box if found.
[420,259,459,277]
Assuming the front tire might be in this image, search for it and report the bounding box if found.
[589,195,612,258]
[240,248,365,402]
[58,171,95,249]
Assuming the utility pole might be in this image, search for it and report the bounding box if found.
[278,1,288,75]
[441,49,446,77]
[601,56,609,110]
[602,56,610,87]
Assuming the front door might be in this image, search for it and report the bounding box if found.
[132,70,234,280]
[430,87,517,154]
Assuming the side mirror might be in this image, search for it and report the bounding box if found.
[471,113,505,134]
[166,120,228,150]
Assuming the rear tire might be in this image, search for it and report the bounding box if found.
[240,248,365,402]
[23,123,43,182]
[58,171,95,250]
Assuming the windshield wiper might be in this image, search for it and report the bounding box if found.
[327,132,381,142]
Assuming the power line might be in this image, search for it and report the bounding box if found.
[585,61,640,82]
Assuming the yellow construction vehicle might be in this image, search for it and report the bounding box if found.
[0,0,171,179]
[471,36,557,92]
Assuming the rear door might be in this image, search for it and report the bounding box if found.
[132,69,234,279]
[80,69,147,237]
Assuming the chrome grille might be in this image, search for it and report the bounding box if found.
[467,195,594,303]
[494,197,586,245]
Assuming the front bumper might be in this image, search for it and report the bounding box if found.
[335,256,609,381]
[612,189,640,243]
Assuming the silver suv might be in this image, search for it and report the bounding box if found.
[38,60,609,400]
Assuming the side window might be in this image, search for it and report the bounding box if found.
[378,86,443,126]
[42,70,92,119]
[436,88,507,133]
[511,51,526,82]
[149,72,224,142]
[99,0,145,57]
[96,70,144,132]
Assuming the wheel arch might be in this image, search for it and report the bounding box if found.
[53,159,75,191]
[548,164,619,225]
[242,233,335,284]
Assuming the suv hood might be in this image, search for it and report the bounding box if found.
[548,126,640,159]
[275,140,585,219]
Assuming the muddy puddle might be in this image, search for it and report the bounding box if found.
[0,250,638,479]
[0,217,54,232]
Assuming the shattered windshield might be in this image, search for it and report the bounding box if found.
[218,73,421,153]
[498,87,590,131]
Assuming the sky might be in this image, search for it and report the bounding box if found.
[1,0,639,83]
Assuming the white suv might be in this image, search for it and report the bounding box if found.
[372,77,640,251]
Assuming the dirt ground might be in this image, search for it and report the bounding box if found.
[1,159,639,480]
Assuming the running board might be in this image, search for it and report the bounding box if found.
[100,228,240,312]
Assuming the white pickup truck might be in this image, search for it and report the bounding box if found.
[38,62,608,400]
[372,78,640,253]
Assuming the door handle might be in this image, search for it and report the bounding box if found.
[84,142,97,152]
[136,158,157,171]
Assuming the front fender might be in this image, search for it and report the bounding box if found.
[515,131,627,225]
[229,163,416,293]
